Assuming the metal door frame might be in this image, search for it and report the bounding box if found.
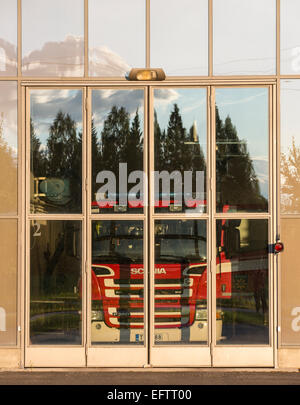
[22,80,277,368]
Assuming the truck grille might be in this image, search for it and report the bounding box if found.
[101,277,196,329]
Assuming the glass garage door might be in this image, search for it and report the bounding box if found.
[25,85,275,368]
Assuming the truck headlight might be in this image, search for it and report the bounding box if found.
[91,310,104,321]
[195,308,207,321]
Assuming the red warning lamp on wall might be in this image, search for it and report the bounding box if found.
[274,242,284,254]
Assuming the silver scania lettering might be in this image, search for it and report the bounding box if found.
[131,268,166,275]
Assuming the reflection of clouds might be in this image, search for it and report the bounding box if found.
[153,89,179,114]
[31,87,178,144]
[31,89,82,124]
[20,34,136,77]
[31,89,83,143]
[92,89,143,130]
[22,35,84,76]
[89,46,130,77]
[0,38,17,75]
[92,87,178,132]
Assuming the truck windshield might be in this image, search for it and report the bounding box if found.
[92,220,206,264]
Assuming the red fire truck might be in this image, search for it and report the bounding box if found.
[89,218,229,344]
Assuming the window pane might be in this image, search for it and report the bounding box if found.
[89,0,145,77]
[280,80,300,213]
[30,220,82,345]
[22,0,84,76]
[216,219,269,345]
[150,0,208,76]
[30,89,82,214]
[280,218,300,345]
[281,0,300,74]
[91,89,144,214]
[0,0,17,75]
[91,220,144,345]
[0,220,17,346]
[153,88,207,213]
[215,88,269,213]
[0,81,17,215]
[154,220,208,345]
[213,0,276,75]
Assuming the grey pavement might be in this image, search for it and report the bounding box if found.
[0,369,300,385]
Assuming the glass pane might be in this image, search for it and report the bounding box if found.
[22,0,84,76]
[154,220,207,345]
[215,88,269,213]
[0,81,17,214]
[0,0,17,75]
[30,220,82,345]
[213,0,276,75]
[150,0,208,76]
[280,218,300,345]
[0,220,17,345]
[154,88,207,214]
[89,0,145,77]
[216,219,269,345]
[91,220,144,345]
[30,89,82,214]
[281,0,300,74]
[280,80,300,213]
[91,89,144,214]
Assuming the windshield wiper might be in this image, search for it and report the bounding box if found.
[92,253,133,264]
[158,254,190,263]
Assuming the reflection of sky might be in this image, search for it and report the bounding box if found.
[281,1,300,74]
[216,87,269,198]
[89,0,145,75]
[0,0,17,45]
[0,0,17,74]
[31,90,83,146]
[92,89,144,135]
[22,0,83,57]
[154,88,207,155]
[213,0,276,75]
[216,88,268,158]
[150,0,208,76]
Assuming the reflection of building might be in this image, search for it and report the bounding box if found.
[1,1,300,370]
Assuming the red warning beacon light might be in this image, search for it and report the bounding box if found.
[274,242,284,254]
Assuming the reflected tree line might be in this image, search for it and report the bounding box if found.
[215,107,267,212]
[281,137,300,213]
[31,103,267,211]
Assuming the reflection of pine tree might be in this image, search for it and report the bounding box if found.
[97,105,143,182]
[155,103,206,196]
[122,109,143,172]
[100,106,130,177]
[31,117,46,176]
[165,104,189,172]
[216,106,267,211]
[47,111,80,177]
[91,119,100,198]
[281,137,300,212]
[154,109,165,172]
[46,110,82,210]
[188,124,206,171]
